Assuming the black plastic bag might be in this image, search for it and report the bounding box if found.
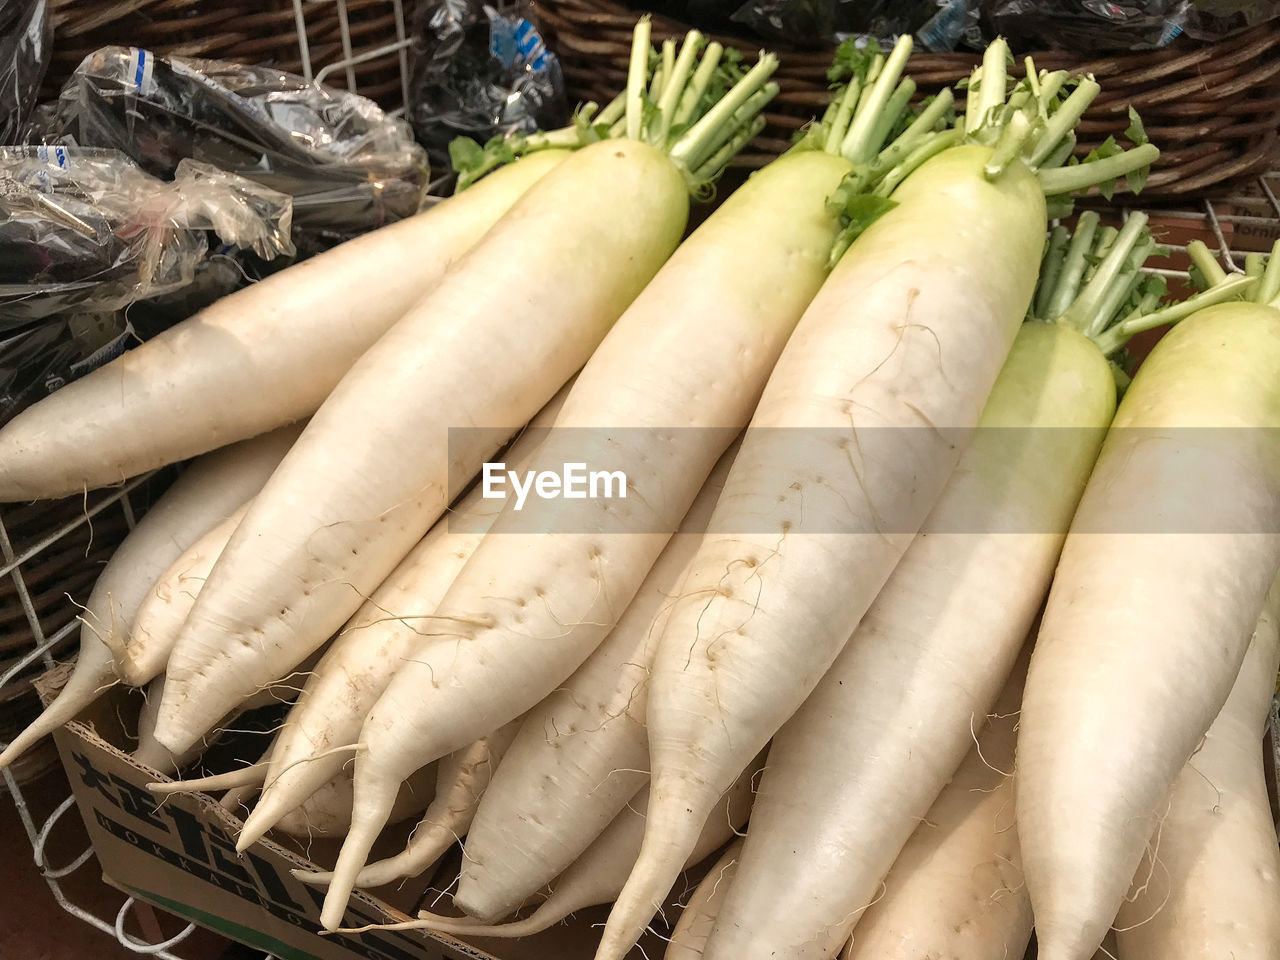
[41,47,429,250]
[0,146,293,425]
[0,0,49,143]
[982,1,1191,51]
[407,0,567,169]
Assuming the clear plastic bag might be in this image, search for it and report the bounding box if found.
[0,145,294,425]
[40,47,429,248]
[407,0,568,170]
[0,146,293,322]
[0,0,49,143]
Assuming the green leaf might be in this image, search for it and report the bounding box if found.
[1125,164,1149,195]
[448,136,485,176]
[1124,106,1149,146]
[1083,135,1122,163]
[826,36,880,83]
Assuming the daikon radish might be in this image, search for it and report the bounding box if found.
[602,48,1156,960]
[665,839,743,960]
[0,426,298,770]
[1114,576,1280,960]
[1018,287,1280,960]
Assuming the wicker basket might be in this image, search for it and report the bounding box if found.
[42,0,409,108]
[538,0,1280,199]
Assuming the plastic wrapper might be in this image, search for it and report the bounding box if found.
[407,0,568,169]
[0,146,293,426]
[42,47,429,248]
[730,0,939,44]
[0,0,49,143]
[1183,0,1280,39]
[982,1,1189,51]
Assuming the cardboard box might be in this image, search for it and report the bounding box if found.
[41,667,661,960]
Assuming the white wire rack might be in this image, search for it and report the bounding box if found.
[0,3,415,958]
[1,15,1279,953]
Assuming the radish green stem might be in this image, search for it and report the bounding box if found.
[869,89,955,177]
[963,65,983,133]
[1040,132,1078,170]
[1028,78,1101,167]
[1092,275,1258,356]
[1045,211,1100,319]
[1037,70,1069,110]
[1245,252,1264,279]
[670,54,779,171]
[658,39,676,99]
[841,36,913,163]
[972,38,1009,135]
[872,128,964,198]
[984,111,1033,179]
[1064,213,1148,335]
[654,32,702,144]
[866,78,916,159]
[1258,239,1280,305]
[825,79,863,156]
[1091,225,1120,269]
[597,93,626,128]
[1037,143,1159,195]
[693,116,766,182]
[1187,240,1228,288]
[674,42,723,127]
[692,84,779,171]
[1035,225,1071,318]
[625,18,652,141]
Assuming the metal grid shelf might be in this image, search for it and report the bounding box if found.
[2,10,1279,954]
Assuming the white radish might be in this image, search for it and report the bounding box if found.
[339,755,761,939]
[599,140,1045,960]
[665,839,742,960]
[0,151,572,501]
[454,447,735,921]
[294,723,522,888]
[156,29,776,758]
[698,213,1245,960]
[119,503,248,687]
[0,426,297,770]
[1017,301,1280,960]
[1114,576,1280,960]
[232,383,572,850]
[600,43,1160,951]
[324,119,853,933]
[841,649,1032,960]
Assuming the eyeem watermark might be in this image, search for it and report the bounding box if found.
[482,462,628,511]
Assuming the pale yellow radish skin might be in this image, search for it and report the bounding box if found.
[455,445,737,922]
[666,839,742,960]
[841,649,1032,960]
[602,144,1046,960]
[0,426,298,771]
[120,502,249,687]
[0,151,571,501]
[1017,304,1280,960]
[234,384,572,852]
[157,138,689,761]
[323,148,849,930]
[294,722,523,888]
[704,321,1113,960]
[342,755,762,939]
[1115,577,1280,960]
